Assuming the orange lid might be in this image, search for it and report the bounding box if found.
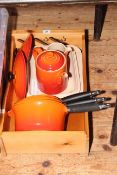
[13,50,27,99]
[37,51,65,71]
[21,34,34,60]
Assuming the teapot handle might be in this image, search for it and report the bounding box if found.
[56,72,68,85]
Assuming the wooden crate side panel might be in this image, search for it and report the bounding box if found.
[67,113,85,131]
[66,33,89,136]
[1,131,88,154]
[11,30,84,49]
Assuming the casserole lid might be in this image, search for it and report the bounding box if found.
[13,49,27,99]
[21,34,34,60]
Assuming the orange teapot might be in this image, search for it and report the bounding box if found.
[35,50,68,94]
[32,42,72,95]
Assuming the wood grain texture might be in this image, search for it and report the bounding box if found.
[0,3,117,175]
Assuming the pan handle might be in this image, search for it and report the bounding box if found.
[67,102,111,113]
[65,97,111,106]
[61,90,103,103]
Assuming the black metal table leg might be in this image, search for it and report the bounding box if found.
[94,4,108,41]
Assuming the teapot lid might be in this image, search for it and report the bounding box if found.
[37,51,65,71]
[13,49,27,99]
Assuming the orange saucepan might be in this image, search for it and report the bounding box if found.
[7,95,68,131]
[7,93,111,131]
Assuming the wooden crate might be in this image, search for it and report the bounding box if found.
[0,30,89,154]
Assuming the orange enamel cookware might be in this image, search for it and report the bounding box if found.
[12,49,28,99]
[35,50,68,94]
[7,92,112,131]
[7,95,68,131]
[9,34,34,99]
[21,34,34,60]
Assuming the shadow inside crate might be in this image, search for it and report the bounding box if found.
[85,29,93,153]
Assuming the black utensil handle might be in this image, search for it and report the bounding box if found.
[61,90,102,103]
[67,103,100,113]
[17,39,24,43]
[65,99,94,106]
[49,37,68,45]
[66,97,110,106]
[34,38,49,45]
[62,93,91,103]
[110,97,117,146]
[68,103,111,113]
